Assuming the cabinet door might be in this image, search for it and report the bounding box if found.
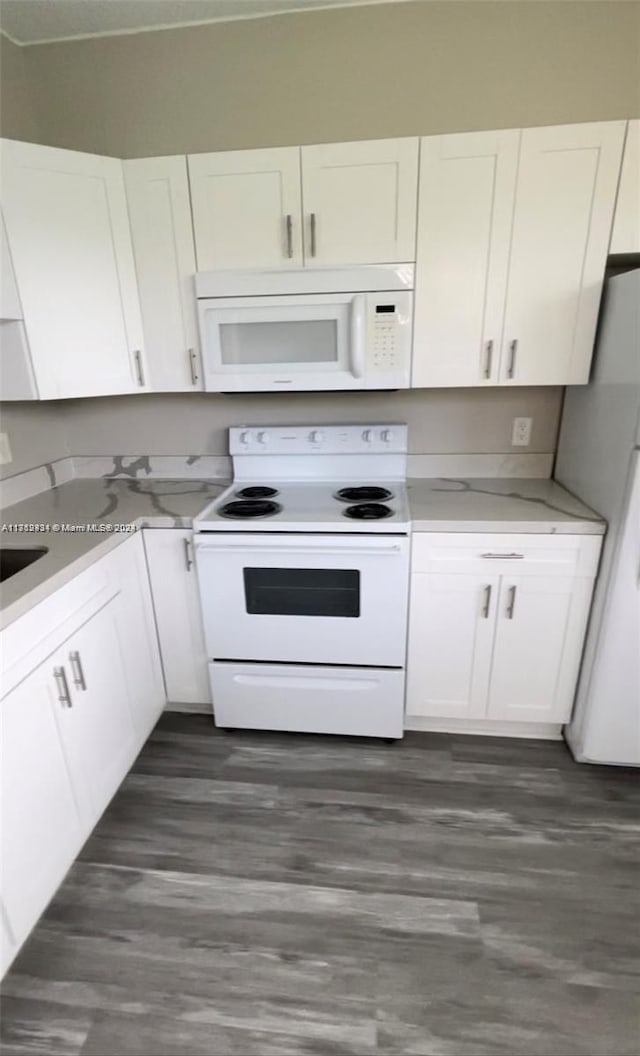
[144,528,210,705]
[1,140,145,399]
[500,122,625,385]
[1,656,83,952]
[301,138,419,265]
[487,576,576,723]
[610,119,640,254]
[56,599,137,820]
[413,130,519,387]
[406,573,497,719]
[124,156,201,391]
[188,147,302,269]
[110,534,166,737]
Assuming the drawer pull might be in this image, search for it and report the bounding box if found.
[481,552,524,559]
[54,666,72,708]
[506,585,517,619]
[69,650,87,691]
[481,584,492,619]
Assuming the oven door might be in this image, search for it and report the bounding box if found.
[198,294,366,392]
[194,533,409,667]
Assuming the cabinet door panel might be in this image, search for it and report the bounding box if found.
[57,601,137,819]
[501,122,625,385]
[188,147,302,270]
[1,140,144,399]
[1,658,83,950]
[301,138,418,265]
[610,119,640,254]
[413,130,519,387]
[406,573,497,719]
[124,156,200,391]
[110,534,166,735]
[488,576,575,722]
[144,529,210,705]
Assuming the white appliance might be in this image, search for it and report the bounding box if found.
[193,424,411,738]
[555,267,640,766]
[195,265,414,392]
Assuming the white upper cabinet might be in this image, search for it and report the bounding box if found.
[413,130,519,387]
[124,156,202,391]
[188,147,303,270]
[188,139,419,271]
[413,121,625,388]
[501,122,625,385]
[610,119,640,254]
[1,140,146,399]
[300,138,419,265]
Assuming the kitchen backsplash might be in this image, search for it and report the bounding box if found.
[0,387,562,484]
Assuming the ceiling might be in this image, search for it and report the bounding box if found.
[0,0,429,45]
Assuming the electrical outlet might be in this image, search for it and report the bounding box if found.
[512,417,532,447]
[0,432,12,465]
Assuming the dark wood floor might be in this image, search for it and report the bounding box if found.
[2,714,639,1055]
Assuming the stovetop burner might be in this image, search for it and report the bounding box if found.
[336,486,394,503]
[344,503,393,520]
[236,485,279,499]
[219,499,282,519]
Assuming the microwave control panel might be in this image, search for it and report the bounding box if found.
[366,291,412,379]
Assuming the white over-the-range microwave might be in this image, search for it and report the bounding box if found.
[195,265,414,392]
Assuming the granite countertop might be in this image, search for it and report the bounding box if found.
[0,473,604,631]
[0,477,227,629]
[408,477,605,534]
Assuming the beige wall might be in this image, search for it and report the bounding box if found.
[5,1,639,156]
[0,33,39,143]
[60,387,562,458]
[0,402,69,479]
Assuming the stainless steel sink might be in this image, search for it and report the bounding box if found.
[0,547,48,582]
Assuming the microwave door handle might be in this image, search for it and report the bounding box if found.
[350,295,367,381]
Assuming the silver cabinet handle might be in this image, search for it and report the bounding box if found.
[309,212,317,257]
[69,650,87,691]
[188,347,199,385]
[506,585,517,619]
[481,553,524,559]
[507,339,518,379]
[134,349,145,386]
[54,666,72,708]
[483,340,493,380]
[285,214,293,259]
[184,536,193,572]
[481,584,492,619]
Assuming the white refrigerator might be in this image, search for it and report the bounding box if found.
[555,267,640,765]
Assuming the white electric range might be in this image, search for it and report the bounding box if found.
[193,424,411,738]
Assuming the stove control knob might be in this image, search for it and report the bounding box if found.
[381,429,393,444]
[310,430,325,444]
[240,430,252,445]
[256,431,269,445]
[362,429,373,443]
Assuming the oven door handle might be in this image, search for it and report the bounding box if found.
[195,544,403,557]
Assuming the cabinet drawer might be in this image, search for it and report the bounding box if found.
[411,533,600,578]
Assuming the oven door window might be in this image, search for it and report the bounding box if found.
[243,567,360,618]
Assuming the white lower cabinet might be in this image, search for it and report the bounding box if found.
[1,654,85,953]
[406,573,497,720]
[406,533,601,729]
[487,576,576,722]
[143,528,210,706]
[54,597,137,823]
[0,534,166,977]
